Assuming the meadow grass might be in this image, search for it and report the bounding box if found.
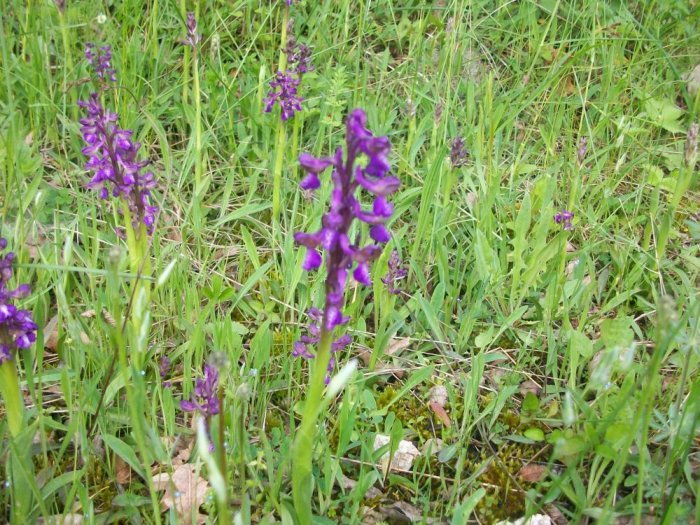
[0,0,699,523]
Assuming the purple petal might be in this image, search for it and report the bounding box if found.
[302,249,322,271]
[300,173,321,191]
[353,263,372,286]
[355,170,400,196]
[370,224,391,243]
[299,153,333,174]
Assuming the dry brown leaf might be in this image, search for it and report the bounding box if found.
[152,463,210,521]
[44,315,59,351]
[115,456,132,485]
[519,380,542,397]
[429,401,451,427]
[375,364,406,379]
[338,474,381,499]
[360,507,386,525]
[544,504,569,525]
[519,463,547,482]
[356,348,371,367]
[385,337,411,356]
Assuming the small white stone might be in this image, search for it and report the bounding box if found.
[373,434,420,472]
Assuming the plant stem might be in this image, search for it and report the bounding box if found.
[292,329,332,523]
[218,386,227,482]
[271,6,289,230]
[0,358,24,437]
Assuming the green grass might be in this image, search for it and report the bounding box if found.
[1,0,699,523]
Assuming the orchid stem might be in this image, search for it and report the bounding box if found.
[292,329,332,523]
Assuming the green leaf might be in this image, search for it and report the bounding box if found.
[475,327,494,349]
[524,427,545,442]
[451,488,486,525]
[523,391,540,412]
[570,330,594,359]
[600,316,634,349]
[475,229,498,283]
[644,97,685,133]
[102,435,145,479]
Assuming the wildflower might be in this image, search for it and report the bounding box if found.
[263,71,303,121]
[182,12,201,48]
[293,308,352,383]
[554,210,574,231]
[0,239,37,364]
[576,137,588,166]
[85,43,117,86]
[450,136,468,168]
[288,43,314,76]
[180,364,220,417]
[381,250,408,295]
[265,24,313,121]
[294,109,398,375]
[79,45,158,234]
[434,102,443,123]
[159,356,172,388]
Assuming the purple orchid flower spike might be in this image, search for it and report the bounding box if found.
[181,364,220,451]
[182,12,201,48]
[381,250,408,295]
[0,239,38,364]
[265,22,314,121]
[554,210,574,231]
[85,43,117,87]
[264,71,303,121]
[181,364,220,417]
[293,108,398,379]
[450,136,468,168]
[79,44,158,234]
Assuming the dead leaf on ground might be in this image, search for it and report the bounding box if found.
[152,463,210,522]
[429,402,451,427]
[161,434,195,466]
[386,337,411,356]
[361,501,442,525]
[338,474,382,499]
[44,315,59,351]
[428,385,451,426]
[519,380,542,397]
[544,504,569,525]
[115,456,132,484]
[519,463,547,482]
